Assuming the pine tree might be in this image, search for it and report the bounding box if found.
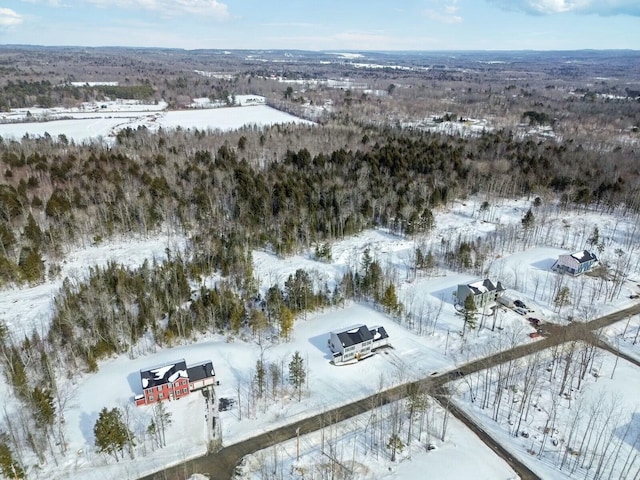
[0,255,20,286]
[248,309,268,338]
[0,222,16,254]
[360,247,372,274]
[23,213,42,248]
[521,208,535,230]
[554,286,571,311]
[463,294,478,332]
[279,305,294,340]
[18,247,44,283]
[424,250,435,272]
[415,248,425,269]
[0,439,24,479]
[381,284,399,315]
[255,359,266,398]
[31,387,55,429]
[93,407,134,461]
[420,207,435,232]
[588,226,600,247]
[288,351,306,401]
[386,433,405,462]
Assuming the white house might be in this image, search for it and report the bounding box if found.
[328,324,390,364]
[552,250,598,276]
[457,279,505,308]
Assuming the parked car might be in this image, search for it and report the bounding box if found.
[514,307,527,315]
[527,317,541,326]
[514,299,527,309]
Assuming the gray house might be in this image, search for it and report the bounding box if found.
[552,250,598,276]
[457,279,505,308]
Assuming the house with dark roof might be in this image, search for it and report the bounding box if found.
[134,359,215,406]
[552,250,598,276]
[457,279,505,308]
[328,324,390,364]
[187,361,216,391]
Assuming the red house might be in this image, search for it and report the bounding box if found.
[135,359,215,406]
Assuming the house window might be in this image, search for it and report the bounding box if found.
[159,393,164,399]
[183,388,188,393]
[149,395,154,401]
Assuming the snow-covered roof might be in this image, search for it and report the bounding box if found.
[332,324,374,347]
[569,250,598,264]
[370,326,389,342]
[168,369,188,383]
[140,359,188,390]
[467,279,504,295]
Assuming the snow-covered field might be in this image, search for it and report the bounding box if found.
[2,196,640,479]
[0,101,312,144]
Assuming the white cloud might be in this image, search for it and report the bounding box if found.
[488,0,640,16]
[423,0,463,24]
[87,0,229,19]
[0,8,23,26]
[19,0,65,6]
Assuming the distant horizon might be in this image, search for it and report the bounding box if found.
[1,44,638,54]
[1,1,638,51]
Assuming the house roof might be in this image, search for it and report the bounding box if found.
[333,324,374,348]
[467,279,504,295]
[141,359,188,390]
[187,361,215,383]
[370,326,389,341]
[569,250,598,264]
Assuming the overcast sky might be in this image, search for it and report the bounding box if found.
[1,0,638,50]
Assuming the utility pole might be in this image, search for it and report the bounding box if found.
[623,314,632,336]
[611,337,620,379]
[296,427,300,461]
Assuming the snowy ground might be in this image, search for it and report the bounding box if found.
[3,196,640,479]
[451,349,640,480]
[601,314,640,363]
[0,101,312,144]
[239,403,517,480]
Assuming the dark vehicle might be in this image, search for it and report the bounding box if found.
[514,300,527,309]
[528,317,540,326]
